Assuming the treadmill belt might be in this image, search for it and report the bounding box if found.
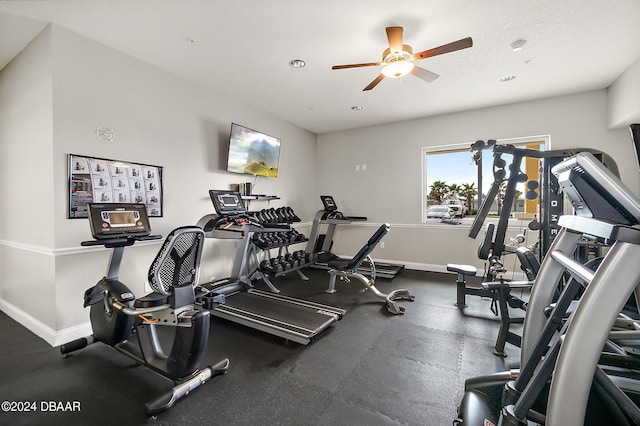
[211,289,345,344]
[220,291,339,331]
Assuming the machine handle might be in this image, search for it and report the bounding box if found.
[59,337,90,354]
[111,300,170,316]
[81,234,162,247]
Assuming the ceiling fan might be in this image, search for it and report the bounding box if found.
[331,27,473,91]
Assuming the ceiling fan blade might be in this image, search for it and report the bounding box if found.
[363,74,385,91]
[413,37,473,60]
[386,26,403,52]
[332,62,381,70]
[412,66,440,82]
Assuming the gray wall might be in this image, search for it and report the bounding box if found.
[316,90,637,270]
[607,56,640,128]
[0,26,55,333]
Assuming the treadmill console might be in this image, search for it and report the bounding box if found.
[321,195,338,211]
[319,195,368,221]
[209,190,247,216]
[87,203,151,239]
[552,152,640,225]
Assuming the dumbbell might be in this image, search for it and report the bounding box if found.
[253,211,265,224]
[264,233,278,248]
[252,234,269,249]
[284,230,296,243]
[283,253,298,268]
[271,232,285,247]
[286,207,301,222]
[280,206,294,222]
[277,256,292,270]
[267,208,279,223]
[292,250,305,266]
[259,209,273,224]
[272,235,285,248]
[270,257,284,274]
[259,259,274,273]
[275,207,288,223]
[248,212,259,223]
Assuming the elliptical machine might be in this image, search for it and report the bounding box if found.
[60,203,229,416]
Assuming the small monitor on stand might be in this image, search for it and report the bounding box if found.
[208,190,247,215]
[87,203,151,240]
[320,195,338,211]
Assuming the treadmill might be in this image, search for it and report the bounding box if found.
[306,195,404,280]
[195,190,345,345]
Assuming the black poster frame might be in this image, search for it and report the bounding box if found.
[68,154,163,219]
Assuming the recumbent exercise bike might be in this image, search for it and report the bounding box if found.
[60,203,229,416]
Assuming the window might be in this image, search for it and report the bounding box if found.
[421,136,549,223]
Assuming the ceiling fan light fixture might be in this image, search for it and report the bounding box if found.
[331,27,473,91]
[382,60,415,78]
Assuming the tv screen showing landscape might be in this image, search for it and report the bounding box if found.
[227,123,281,178]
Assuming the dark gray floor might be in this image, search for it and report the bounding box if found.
[0,268,519,425]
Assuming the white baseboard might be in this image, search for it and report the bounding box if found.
[0,298,91,347]
[53,322,93,347]
[357,256,459,274]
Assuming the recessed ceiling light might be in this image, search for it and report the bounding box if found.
[500,75,516,82]
[289,59,306,68]
[351,105,363,111]
[510,39,527,51]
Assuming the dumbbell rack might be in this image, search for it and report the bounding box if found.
[198,206,313,291]
[247,207,314,285]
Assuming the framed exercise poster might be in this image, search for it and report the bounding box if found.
[68,154,163,218]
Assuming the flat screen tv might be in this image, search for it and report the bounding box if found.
[226,123,281,178]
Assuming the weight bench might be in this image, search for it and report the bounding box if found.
[447,244,540,357]
[447,223,498,310]
[446,263,490,309]
[326,223,415,314]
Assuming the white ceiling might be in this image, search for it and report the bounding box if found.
[1,0,640,134]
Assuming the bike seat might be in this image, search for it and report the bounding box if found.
[134,292,168,308]
[327,259,351,270]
